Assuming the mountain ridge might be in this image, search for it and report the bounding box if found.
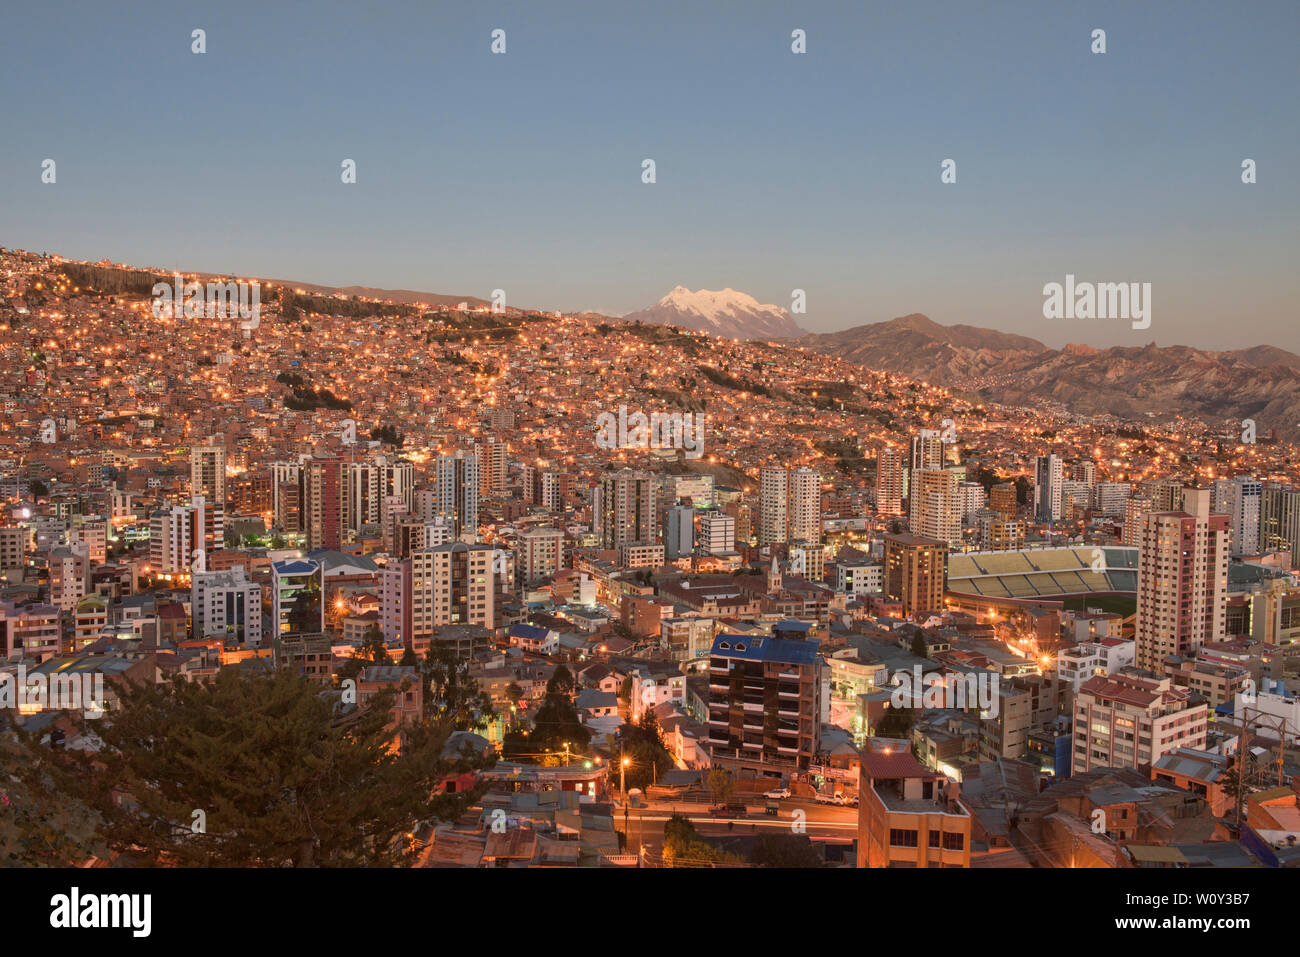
[792,314,1300,441]
[622,286,804,340]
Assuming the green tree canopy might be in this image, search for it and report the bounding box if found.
[421,643,496,731]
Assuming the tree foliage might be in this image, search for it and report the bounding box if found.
[421,644,496,731]
[503,665,589,760]
[662,813,742,867]
[617,710,675,791]
[0,734,107,866]
[36,668,491,866]
[707,766,735,805]
[750,832,824,867]
[337,624,392,682]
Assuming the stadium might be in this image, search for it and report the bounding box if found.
[944,545,1138,618]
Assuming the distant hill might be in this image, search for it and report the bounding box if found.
[264,281,492,310]
[793,314,1300,441]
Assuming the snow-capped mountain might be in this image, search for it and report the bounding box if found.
[621,286,804,340]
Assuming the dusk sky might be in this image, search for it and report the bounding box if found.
[2,0,1296,350]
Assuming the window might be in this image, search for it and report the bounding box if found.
[942,832,965,851]
[889,829,918,848]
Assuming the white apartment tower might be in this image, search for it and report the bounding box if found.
[788,467,822,545]
[436,452,480,543]
[759,466,788,546]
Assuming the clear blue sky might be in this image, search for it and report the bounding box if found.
[2,0,1296,349]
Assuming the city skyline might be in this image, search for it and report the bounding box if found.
[3,0,1299,896]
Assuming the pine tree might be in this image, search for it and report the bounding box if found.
[41,668,492,866]
[0,734,106,866]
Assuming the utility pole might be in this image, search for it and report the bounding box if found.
[1232,706,1291,832]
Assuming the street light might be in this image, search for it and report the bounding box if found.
[619,752,632,854]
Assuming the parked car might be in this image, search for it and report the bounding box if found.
[763,787,791,800]
[709,802,748,817]
[814,791,853,805]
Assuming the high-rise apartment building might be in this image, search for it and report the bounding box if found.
[595,469,656,550]
[989,482,1018,520]
[47,542,90,610]
[1135,488,1229,671]
[958,481,987,524]
[1261,484,1300,563]
[705,632,822,776]
[539,470,566,511]
[0,526,26,571]
[149,496,224,576]
[190,444,226,504]
[436,452,480,542]
[725,502,752,547]
[380,542,495,650]
[662,504,694,559]
[271,461,303,530]
[788,467,821,545]
[1034,454,1063,523]
[1122,495,1153,547]
[758,466,820,545]
[910,431,944,471]
[759,466,788,546]
[909,469,961,546]
[1140,479,1184,513]
[69,518,107,565]
[1094,481,1132,517]
[517,526,564,586]
[343,457,415,534]
[1212,475,1262,557]
[300,455,342,551]
[475,437,507,499]
[876,446,905,517]
[904,431,945,502]
[884,533,948,619]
